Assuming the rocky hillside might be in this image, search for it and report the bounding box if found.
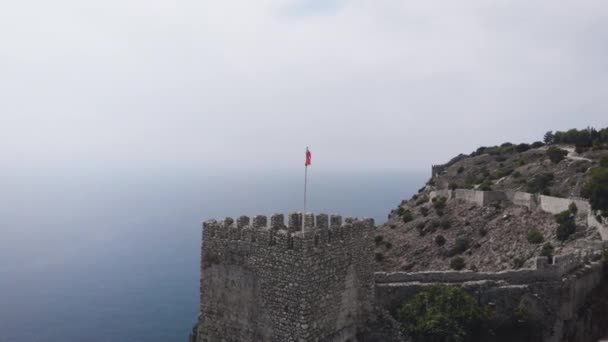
[375,128,608,272]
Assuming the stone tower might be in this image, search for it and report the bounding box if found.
[192,213,375,342]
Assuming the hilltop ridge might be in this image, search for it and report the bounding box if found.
[375,127,608,272]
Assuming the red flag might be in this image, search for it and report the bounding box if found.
[305,148,312,166]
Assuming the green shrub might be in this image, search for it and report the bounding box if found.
[384,242,392,249]
[555,210,576,241]
[540,242,554,259]
[449,182,459,190]
[544,131,554,144]
[479,180,493,191]
[420,206,430,217]
[374,235,384,245]
[601,157,608,168]
[435,235,446,246]
[569,202,578,215]
[398,285,485,342]
[448,237,470,256]
[457,166,465,174]
[547,146,568,164]
[450,257,466,271]
[375,252,384,262]
[526,173,554,193]
[512,171,521,178]
[494,155,507,162]
[531,141,545,148]
[515,143,531,153]
[527,230,544,244]
[433,196,447,210]
[581,166,608,218]
[402,210,414,223]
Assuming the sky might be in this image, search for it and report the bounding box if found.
[1,0,607,174]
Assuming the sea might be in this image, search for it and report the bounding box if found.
[0,167,425,342]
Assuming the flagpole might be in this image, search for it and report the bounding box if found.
[303,149,308,232]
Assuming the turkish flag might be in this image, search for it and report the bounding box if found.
[305,148,312,166]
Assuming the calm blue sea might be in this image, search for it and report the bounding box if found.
[0,168,424,342]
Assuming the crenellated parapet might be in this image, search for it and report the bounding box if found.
[197,212,375,342]
[202,213,374,253]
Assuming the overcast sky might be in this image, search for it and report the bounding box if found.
[1,0,607,174]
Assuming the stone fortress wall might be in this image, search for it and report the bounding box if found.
[377,187,608,342]
[428,188,608,239]
[195,213,375,342]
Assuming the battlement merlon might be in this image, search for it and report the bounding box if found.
[201,213,374,251]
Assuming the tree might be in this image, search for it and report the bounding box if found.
[399,285,486,342]
[544,131,554,144]
[547,147,568,164]
[582,166,608,218]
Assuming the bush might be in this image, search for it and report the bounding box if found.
[581,166,608,218]
[526,173,554,194]
[433,196,447,210]
[547,146,568,164]
[555,210,576,241]
[374,235,384,245]
[531,141,545,148]
[435,235,446,246]
[478,227,487,237]
[398,285,485,342]
[540,243,554,259]
[569,202,578,215]
[420,206,430,217]
[515,143,531,153]
[479,180,493,191]
[449,182,459,190]
[450,257,466,271]
[512,171,521,178]
[457,166,465,174]
[402,210,414,223]
[448,237,470,256]
[375,252,384,262]
[527,230,544,244]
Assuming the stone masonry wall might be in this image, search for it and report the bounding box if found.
[197,213,375,342]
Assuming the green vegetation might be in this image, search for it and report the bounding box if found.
[581,164,608,218]
[449,182,459,190]
[555,210,576,241]
[374,235,384,246]
[549,127,608,151]
[526,230,544,244]
[402,210,414,223]
[568,202,578,215]
[544,131,554,144]
[450,257,466,270]
[526,173,554,194]
[448,237,470,256]
[433,196,447,210]
[435,235,446,246]
[478,180,493,191]
[540,242,554,259]
[375,252,384,262]
[515,143,531,153]
[531,141,545,148]
[547,146,568,164]
[398,285,486,342]
[457,166,465,174]
[420,206,430,217]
